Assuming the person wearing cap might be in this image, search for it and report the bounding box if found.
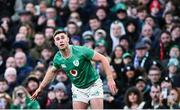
[24,75,40,96]
[166,58,179,78]
[122,64,138,92]
[135,76,151,102]
[133,41,153,72]
[122,52,133,65]
[46,82,72,109]
[32,30,117,109]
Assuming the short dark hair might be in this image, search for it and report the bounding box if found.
[124,87,143,107]
[53,30,69,38]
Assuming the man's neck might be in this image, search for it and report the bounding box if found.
[60,46,71,58]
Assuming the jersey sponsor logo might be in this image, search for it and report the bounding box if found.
[61,64,66,68]
[73,60,79,67]
[70,69,78,76]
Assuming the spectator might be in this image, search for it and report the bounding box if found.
[5,57,16,68]
[0,93,11,109]
[10,86,40,109]
[46,82,72,109]
[167,88,180,109]
[14,51,33,84]
[4,67,18,95]
[143,84,161,109]
[147,67,161,86]
[124,87,145,109]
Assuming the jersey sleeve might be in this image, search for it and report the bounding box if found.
[81,46,95,60]
[53,53,61,69]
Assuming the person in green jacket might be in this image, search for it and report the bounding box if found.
[10,86,40,109]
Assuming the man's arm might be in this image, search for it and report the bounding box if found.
[31,66,57,100]
[92,52,118,95]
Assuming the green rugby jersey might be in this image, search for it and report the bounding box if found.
[53,45,99,88]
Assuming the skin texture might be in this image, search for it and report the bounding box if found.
[31,32,117,109]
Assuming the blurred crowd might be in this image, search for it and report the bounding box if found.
[0,0,180,109]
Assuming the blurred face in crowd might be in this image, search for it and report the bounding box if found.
[47,19,56,27]
[19,26,28,36]
[165,13,173,24]
[112,24,121,37]
[25,3,35,14]
[39,1,47,14]
[142,24,153,38]
[95,45,106,54]
[48,90,56,100]
[15,33,27,42]
[126,70,135,79]
[168,65,177,74]
[160,32,171,46]
[123,57,132,65]
[14,52,26,68]
[119,39,129,50]
[34,33,45,46]
[169,47,179,58]
[128,92,138,104]
[114,46,123,58]
[34,70,45,79]
[27,80,39,91]
[67,23,78,35]
[56,71,68,82]
[136,48,147,58]
[148,69,161,84]
[136,81,145,91]
[68,0,79,12]
[69,12,81,23]
[41,48,53,60]
[150,85,160,102]
[54,33,69,50]
[138,0,149,5]
[171,27,180,41]
[55,89,65,100]
[96,8,106,20]
[127,23,136,33]
[55,0,63,7]
[97,0,108,7]
[0,81,8,93]
[20,14,31,23]
[145,17,155,27]
[168,89,179,103]
[117,11,126,20]
[4,68,17,83]
[89,18,101,31]
[45,27,54,40]
[6,57,16,68]
[137,10,147,20]
[46,8,56,19]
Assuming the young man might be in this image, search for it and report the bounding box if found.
[31,30,117,109]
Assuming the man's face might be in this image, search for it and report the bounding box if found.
[67,24,77,35]
[54,33,69,50]
[0,82,8,93]
[142,25,153,38]
[89,19,101,31]
[34,34,45,46]
[112,24,121,37]
[148,70,161,84]
[45,28,54,39]
[68,0,79,12]
[136,49,147,58]
[97,0,108,7]
[136,81,145,91]
[41,49,53,60]
[5,73,16,83]
[55,89,65,100]
[160,33,171,46]
[6,57,16,68]
[15,52,26,68]
[150,86,160,102]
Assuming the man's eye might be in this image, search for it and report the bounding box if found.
[56,37,60,41]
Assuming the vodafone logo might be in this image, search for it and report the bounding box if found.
[70,69,78,76]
